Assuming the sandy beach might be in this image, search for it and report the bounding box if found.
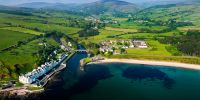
[90,59,200,70]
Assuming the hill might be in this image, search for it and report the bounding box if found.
[134,3,200,27]
[17,2,79,11]
[17,2,55,9]
[78,0,139,15]
[0,6,84,81]
[17,0,140,16]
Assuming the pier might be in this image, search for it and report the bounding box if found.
[38,63,66,87]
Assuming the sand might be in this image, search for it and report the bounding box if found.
[90,59,200,70]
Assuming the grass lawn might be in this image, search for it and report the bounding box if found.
[126,40,172,56]
[80,29,123,43]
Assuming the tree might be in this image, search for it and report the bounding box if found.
[124,42,130,47]
[14,64,22,75]
[78,29,99,37]
[0,60,5,67]
[91,49,99,56]
[107,51,113,56]
[160,30,200,57]
[17,41,24,46]
[120,48,126,54]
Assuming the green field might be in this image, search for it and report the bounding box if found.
[105,27,138,32]
[0,38,59,80]
[0,10,80,81]
[1,27,43,35]
[0,29,34,50]
[79,29,123,43]
[0,13,82,35]
[1,3,200,82]
[126,40,172,56]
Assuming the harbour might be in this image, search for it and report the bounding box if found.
[19,52,68,86]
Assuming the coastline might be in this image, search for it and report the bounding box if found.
[0,61,67,97]
[89,58,200,70]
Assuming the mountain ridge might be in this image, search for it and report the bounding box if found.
[16,0,139,16]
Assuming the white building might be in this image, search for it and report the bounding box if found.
[133,40,148,48]
[68,42,72,47]
[19,54,68,84]
[129,44,134,48]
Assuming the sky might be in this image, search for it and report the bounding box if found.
[0,0,191,6]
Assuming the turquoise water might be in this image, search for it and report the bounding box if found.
[68,63,200,100]
[38,53,200,100]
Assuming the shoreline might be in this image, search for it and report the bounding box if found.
[0,61,67,96]
[89,59,200,70]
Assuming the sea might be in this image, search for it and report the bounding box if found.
[31,53,200,100]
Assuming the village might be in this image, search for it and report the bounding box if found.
[85,16,118,24]
[99,40,148,54]
[19,51,68,85]
[18,39,76,86]
[0,41,73,95]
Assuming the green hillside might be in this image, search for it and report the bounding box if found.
[0,29,34,50]
[0,8,84,81]
[77,0,140,16]
[136,3,200,27]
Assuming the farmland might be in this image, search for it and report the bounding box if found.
[1,2,200,82]
[0,29,34,50]
[0,9,83,81]
[0,27,43,35]
[75,3,200,65]
[105,27,138,32]
[0,38,59,80]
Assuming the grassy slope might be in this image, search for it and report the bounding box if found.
[0,38,59,80]
[0,10,82,81]
[0,13,82,35]
[0,29,34,50]
[0,38,58,67]
[1,27,43,35]
[136,4,200,27]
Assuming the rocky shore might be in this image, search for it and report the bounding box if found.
[80,56,104,70]
[0,89,43,100]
